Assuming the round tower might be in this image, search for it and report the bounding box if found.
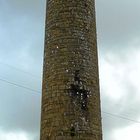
[40,0,102,139]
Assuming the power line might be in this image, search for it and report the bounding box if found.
[0,75,140,124]
[0,61,41,79]
[0,77,41,94]
[102,111,140,124]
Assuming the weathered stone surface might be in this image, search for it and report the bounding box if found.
[40,0,102,140]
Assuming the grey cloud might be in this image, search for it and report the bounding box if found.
[0,66,41,132]
[99,46,140,140]
[0,0,45,139]
[96,0,140,50]
[0,0,46,19]
[0,0,140,140]
[0,0,45,74]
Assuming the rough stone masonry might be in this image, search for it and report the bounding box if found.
[40,0,102,139]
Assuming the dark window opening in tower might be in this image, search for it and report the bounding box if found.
[67,70,90,111]
[70,126,76,137]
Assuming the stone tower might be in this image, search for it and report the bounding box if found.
[40,0,102,140]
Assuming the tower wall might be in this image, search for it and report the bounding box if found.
[40,0,102,139]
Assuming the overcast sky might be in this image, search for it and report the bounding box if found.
[0,0,140,140]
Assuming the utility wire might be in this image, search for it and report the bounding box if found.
[0,77,41,94]
[102,111,140,124]
[0,61,41,79]
[0,75,140,124]
[1,62,139,120]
